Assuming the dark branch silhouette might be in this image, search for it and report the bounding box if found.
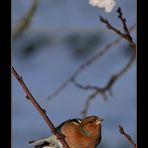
[119,125,136,148]
[46,24,136,101]
[100,7,136,52]
[72,7,137,117]
[12,66,70,148]
[81,51,135,116]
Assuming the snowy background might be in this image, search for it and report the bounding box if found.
[12,0,136,148]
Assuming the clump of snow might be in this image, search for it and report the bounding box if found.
[89,0,116,12]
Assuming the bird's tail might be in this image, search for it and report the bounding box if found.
[28,135,63,148]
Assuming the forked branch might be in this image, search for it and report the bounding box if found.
[100,7,136,52]
[46,24,136,101]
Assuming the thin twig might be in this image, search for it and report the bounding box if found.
[73,47,135,95]
[99,7,137,52]
[117,8,131,36]
[81,51,136,117]
[46,24,136,100]
[12,0,38,40]
[78,7,137,117]
[81,90,101,116]
[12,66,70,148]
[119,125,136,148]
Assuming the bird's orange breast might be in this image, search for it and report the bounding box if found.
[61,122,97,148]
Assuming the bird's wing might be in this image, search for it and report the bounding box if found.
[28,135,63,148]
[96,134,101,146]
[28,118,82,148]
[56,118,82,132]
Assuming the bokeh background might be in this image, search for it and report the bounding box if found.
[12,0,136,148]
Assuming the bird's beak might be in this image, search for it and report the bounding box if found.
[95,118,103,125]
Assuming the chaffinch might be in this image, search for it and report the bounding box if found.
[28,115,103,148]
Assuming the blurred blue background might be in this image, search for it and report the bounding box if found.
[12,0,136,148]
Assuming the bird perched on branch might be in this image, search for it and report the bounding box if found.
[28,115,103,148]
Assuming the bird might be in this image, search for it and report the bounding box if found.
[28,115,103,148]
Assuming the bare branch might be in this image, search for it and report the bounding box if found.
[81,51,136,117]
[99,7,136,52]
[81,90,100,116]
[12,66,70,148]
[119,125,136,148]
[80,8,137,117]
[71,78,100,91]
[46,24,136,100]
[71,74,116,100]
[12,0,38,40]
[117,7,131,36]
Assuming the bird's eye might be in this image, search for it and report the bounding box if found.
[88,121,93,124]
